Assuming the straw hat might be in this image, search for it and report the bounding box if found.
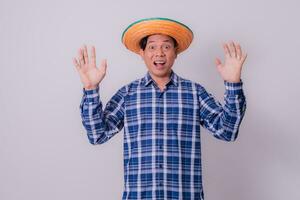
[122,17,193,54]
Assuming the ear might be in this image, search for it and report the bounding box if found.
[174,47,178,59]
[139,49,145,60]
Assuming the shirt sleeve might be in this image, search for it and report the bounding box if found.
[197,81,246,141]
[79,86,126,144]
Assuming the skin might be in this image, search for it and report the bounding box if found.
[138,34,178,91]
[73,45,107,90]
[73,34,247,90]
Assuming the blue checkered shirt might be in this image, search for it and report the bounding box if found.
[80,71,246,200]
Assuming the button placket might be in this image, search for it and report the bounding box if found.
[155,90,165,190]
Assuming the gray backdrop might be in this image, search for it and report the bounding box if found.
[1,0,299,199]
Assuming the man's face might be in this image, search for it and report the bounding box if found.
[139,34,177,79]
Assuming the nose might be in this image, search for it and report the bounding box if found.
[155,47,165,57]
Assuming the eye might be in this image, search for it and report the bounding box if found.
[163,44,171,50]
[148,45,156,50]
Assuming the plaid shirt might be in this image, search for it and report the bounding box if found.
[80,71,246,200]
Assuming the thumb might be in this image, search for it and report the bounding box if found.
[99,59,107,73]
[215,57,222,66]
[215,58,222,72]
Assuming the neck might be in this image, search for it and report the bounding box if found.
[149,71,172,91]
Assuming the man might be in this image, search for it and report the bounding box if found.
[73,18,247,200]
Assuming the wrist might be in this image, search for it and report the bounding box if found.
[84,85,98,90]
[224,80,244,95]
[225,79,241,83]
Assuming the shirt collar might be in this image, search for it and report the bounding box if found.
[142,70,179,87]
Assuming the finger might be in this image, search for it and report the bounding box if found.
[103,59,107,69]
[215,57,222,66]
[78,48,85,66]
[223,43,231,58]
[241,53,248,65]
[99,59,107,73]
[229,41,236,57]
[73,58,81,70]
[91,46,96,66]
[215,58,223,73]
[235,42,242,60]
[83,45,89,64]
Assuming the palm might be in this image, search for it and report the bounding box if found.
[78,61,106,87]
[73,45,107,89]
[215,41,247,83]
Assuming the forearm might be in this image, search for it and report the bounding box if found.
[219,81,246,141]
[80,87,123,144]
[199,81,246,141]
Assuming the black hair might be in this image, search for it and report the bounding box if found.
[139,35,178,51]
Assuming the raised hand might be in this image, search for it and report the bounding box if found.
[215,41,247,83]
[73,45,107,90]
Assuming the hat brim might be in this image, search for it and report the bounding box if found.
[122,18,193,54]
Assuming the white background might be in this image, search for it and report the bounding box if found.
[1,0,299,199]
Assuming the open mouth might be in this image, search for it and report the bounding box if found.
[153,60,166,67]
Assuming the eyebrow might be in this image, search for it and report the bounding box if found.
[147,40,173,44]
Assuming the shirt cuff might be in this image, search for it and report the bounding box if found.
[224,80,244,95]
[83,87,100,103]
